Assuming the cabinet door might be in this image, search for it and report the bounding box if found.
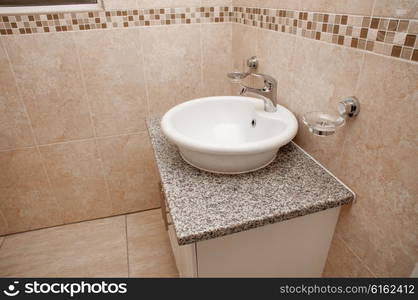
[196,207,340,277]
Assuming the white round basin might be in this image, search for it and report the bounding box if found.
[161,96,298,174]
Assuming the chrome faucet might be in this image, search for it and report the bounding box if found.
[239,73,278,112]
[227,56,278,112]
[228,71,278,113]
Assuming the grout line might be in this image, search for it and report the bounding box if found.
[254,16,259,68]
[198,0,204,85]
[123,207,162,218]
[0,36,39,146]
[336,44,367,179]
[194,242,199,278]
[140,27,152,120]
[227,22,234,95]
[0,209,8,244]
[0,207,161,239]
[338,235,378,277]
[94,138,115,215]
[0,235,5,249]
[73,29,116,216]
[370,0,377,18]
[353,51,367,93]
[0,130,146,152]
[124,215,131,278]
[199,22,204,96]
[129,27,151,143]
[0,145,37,153]
[72,31,97,139]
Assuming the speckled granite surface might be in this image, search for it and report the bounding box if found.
[147,117,354,245]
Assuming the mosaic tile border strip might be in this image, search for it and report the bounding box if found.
[0,6,232,34]
[234,7,418,63]
[0,5,417,63]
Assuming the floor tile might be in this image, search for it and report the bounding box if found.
[127,209,178,277]
[0,216,128,277]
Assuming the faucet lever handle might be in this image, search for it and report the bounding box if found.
[239,86,247,95]
[264,79,274,90]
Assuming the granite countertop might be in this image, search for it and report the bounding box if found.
[147,117,354,245]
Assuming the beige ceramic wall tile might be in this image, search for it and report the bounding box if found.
[142,25,202,116]
[300,0,375,15]
[0,39,34,151]
[201,23,233,97]
[0,216,128,277]
[0,148,63,234]
[256,29,296,111]
[233,0,258,7]
[97,133,160,215]
[231,23,260,95]
[335,53,418,277]
[102,0,138,10]
[3,33,93,145]
[232,0,317,9]
[232,23,258,71]
[323,235,374,277]
[39,140,112,224]
[136,0,200,9]
[296,128,351,181]
[74,29,148,137]
[127,210,178,277]
[289,38,363,174]
[373,0,418,19]
[201,0,232,6]
[262,0,301,9]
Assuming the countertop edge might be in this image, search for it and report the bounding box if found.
[175,195,353,245]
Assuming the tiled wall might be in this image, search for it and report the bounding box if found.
[0,0,417,278]
[0,1,233,235]
[232,0,417,277]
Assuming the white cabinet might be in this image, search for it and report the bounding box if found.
[166,206,340,278]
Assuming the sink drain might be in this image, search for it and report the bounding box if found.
[251,119,256,128]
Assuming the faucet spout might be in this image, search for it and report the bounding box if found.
[238,73,278,112]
